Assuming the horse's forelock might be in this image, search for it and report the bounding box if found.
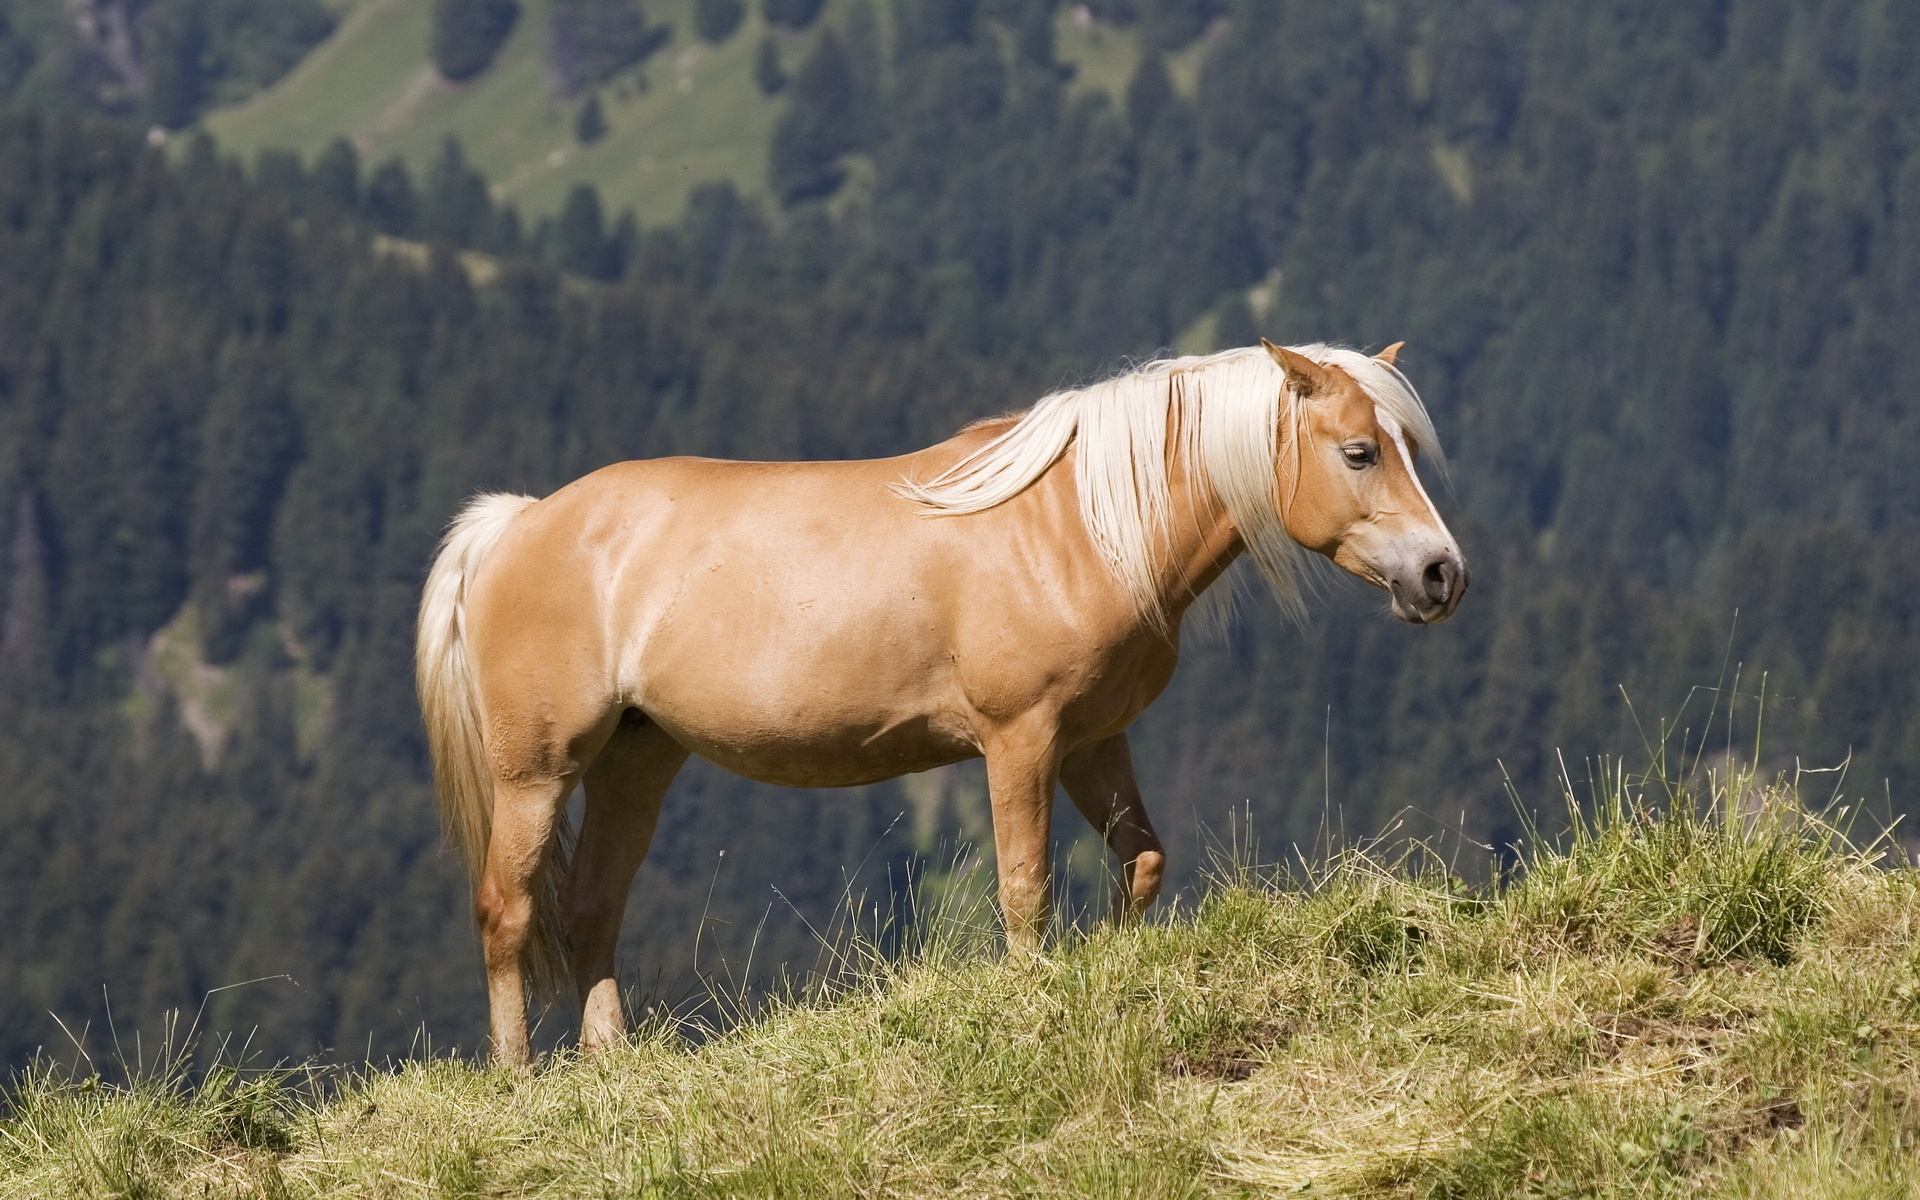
[1309,346,1448,482]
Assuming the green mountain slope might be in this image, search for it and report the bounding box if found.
[199,0,1160,222]
[202,0,789,222]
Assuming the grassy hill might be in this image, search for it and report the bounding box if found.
[195,0,1191,224]
[10,765,1919,1197]
[200,0,795,224]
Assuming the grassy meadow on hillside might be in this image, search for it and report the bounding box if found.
[201,0,796,223]
[196,0,1183,222]
[9,752,1920,1198]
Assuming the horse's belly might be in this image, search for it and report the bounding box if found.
[621,559,987,785]
[644,698,980,788]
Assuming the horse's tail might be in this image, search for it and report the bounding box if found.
[417,492,573,999]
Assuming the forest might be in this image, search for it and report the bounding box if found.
[0,0,1917,1069]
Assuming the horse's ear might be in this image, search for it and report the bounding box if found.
[1375,341,1404,368]
[1263,339,1337,399]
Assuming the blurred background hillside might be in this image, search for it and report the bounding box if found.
[0,0,1915,1068]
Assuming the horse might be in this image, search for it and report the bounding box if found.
[416,339,1467,1066]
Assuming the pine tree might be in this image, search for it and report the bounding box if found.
[754,35,787,94]
[1014,0,1058,69]
[1125,48,1172,136]
[189,350,296,663]
[144,0,210,129]
[608,210,639,276]
[763,0,823,29]
[683,180,743,289]
[308,139,360,216]
[556,182,613,277]
[363,158,420,235]
[431,0,520,81]
[896,0,976,58]
[694,0,745,43]
[424,137,494,244]
[841,0,884,143]
[769,30,858,204]
[487,204,525,255]
[1140,0,1219,49]
[575,92,608,143]
[254,149,307,214]
[0,8,33,98]
[0,494,54,693]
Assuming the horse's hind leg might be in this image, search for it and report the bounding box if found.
[563,710,688,1052]
[477,772,579,1069]
[1060,733,1166,923]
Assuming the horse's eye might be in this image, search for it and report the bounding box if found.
[1342,443,1379,469]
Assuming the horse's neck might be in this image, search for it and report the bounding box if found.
[1154,446,1244,616]
[921,410,1244,619]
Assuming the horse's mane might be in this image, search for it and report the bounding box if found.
[893,343,1444,629]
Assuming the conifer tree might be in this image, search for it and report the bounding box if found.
[254,149,307,213]
[1014,0,1058,69]
[308,139,360,215]
[1141,0,1219,48]
[763,0,823,28]
[575,92,608,143]
[1125,48,1172,137]
[556,182,613,277]
[431,0,520,81]
[683,180,743,289]
[753,35,787,94]
[694,0,745,43]
[769,30,858,204]
[363,158,421,235]
[0,494,54,694]
[487,204,525,255]
[840,0,884,142]
[424,137,494,244]
[896,0,976,58]
[190,351,296,663]
[0,9,33,98]
[608,210,639,275]
[143,0,209,129]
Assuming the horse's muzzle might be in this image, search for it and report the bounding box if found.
[1390,552,1468,624]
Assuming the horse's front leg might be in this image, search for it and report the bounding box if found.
[983,726,1063,953]
[1060,732,1166,924]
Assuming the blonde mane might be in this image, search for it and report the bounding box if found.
[894,343,1445,629]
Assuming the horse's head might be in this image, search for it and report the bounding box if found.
[1263,340,1468,624]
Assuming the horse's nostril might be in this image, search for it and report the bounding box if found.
[1422,559,1451,605]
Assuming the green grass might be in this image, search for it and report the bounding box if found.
[1054,7,1216,109]
[1056,6,1143,106]
[196,0,1172,224]
[8,756,1919,1198]
[199,0,821,223]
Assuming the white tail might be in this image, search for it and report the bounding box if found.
[416,492,573,1000]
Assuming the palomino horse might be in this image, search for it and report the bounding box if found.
[417,340,1466,1066]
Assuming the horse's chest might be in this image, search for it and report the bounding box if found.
[951,624,1176,734]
